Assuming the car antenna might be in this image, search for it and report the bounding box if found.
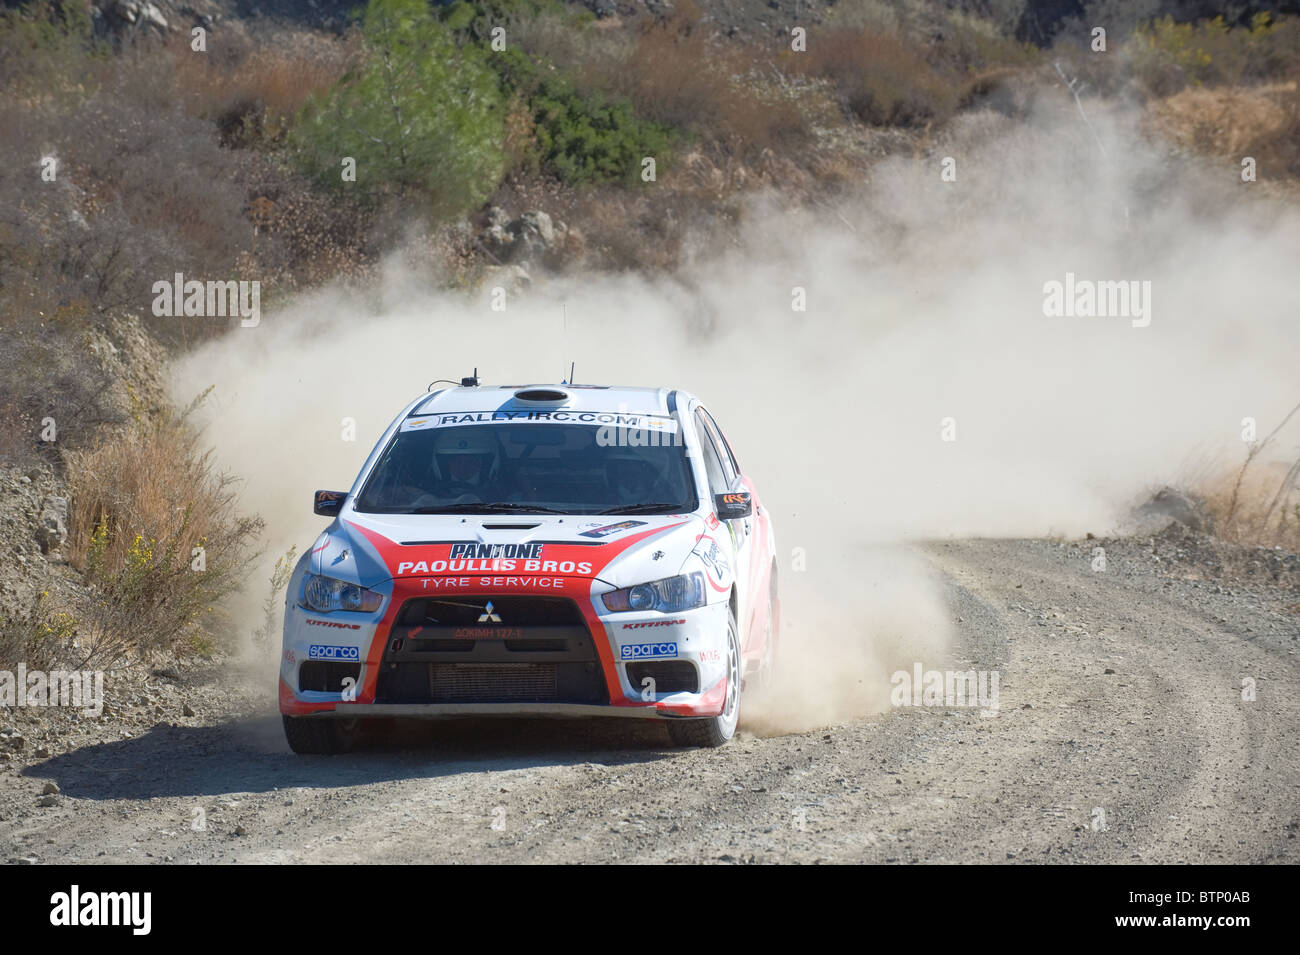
[460,367,480,387]
[563,361,575,386]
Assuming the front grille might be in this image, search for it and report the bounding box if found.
[398,595,584,627]
[625,661,699,694]
[376,595,607,704]
[429,663,558,702]
[299,661,361,693]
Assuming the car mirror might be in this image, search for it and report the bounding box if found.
[714,491,752,521]
[314,490,347,517]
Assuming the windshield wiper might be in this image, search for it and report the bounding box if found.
[597,503,682,515]
[409,502,569,515]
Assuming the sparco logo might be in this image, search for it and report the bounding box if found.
[477,601,502,623]
[621,642,677,660]
[308,645,361,661]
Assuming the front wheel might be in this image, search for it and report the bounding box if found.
[667,606,741,748]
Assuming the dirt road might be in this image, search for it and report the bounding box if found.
[3,536,1297,864]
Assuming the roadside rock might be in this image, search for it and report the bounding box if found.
[103,1,170,33]
[1133,486,1209,534]
[478,208,583,271]
[36,496,68,555]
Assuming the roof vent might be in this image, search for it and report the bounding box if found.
[513,387,570,404]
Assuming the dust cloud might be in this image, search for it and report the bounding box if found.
[173,99,1300,733]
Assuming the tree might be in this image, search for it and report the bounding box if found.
[291,0,506,219]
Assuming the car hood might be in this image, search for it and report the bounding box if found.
[309,511,707,590]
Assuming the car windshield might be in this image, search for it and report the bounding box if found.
[354,423,697,515]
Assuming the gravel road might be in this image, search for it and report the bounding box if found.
[3,535,1296,864]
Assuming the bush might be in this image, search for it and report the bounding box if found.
[807,28,962,127]
[497,49,674,185]
[580,4,818,156]
[0,592,79,673]
[62,405,263,664]
[288,0,507,218]
[1129,14,1300,96]
[169,32,356,150]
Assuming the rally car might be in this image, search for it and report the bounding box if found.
[279,378,778,753]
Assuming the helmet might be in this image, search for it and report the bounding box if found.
[605,448,659,498]
[432,429,499,484]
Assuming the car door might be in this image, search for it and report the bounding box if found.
[693,406,755,642]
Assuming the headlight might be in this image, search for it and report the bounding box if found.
[300,574,384,614]
[601,572,706,613]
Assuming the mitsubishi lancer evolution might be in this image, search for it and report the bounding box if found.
[279,379,778,752]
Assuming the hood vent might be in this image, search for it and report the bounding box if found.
[513,387,570,404]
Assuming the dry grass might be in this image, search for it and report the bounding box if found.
[61,405,263,664]
[568,3,822,159]
[1196,401,1300,553]
[168,31,358,148]
[1146,81,1300,179]
[799,26,961,128]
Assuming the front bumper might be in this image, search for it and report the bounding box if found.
[279,585,730,719]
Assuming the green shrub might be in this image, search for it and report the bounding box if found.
[496,49,674,185]
[288,0,506,218]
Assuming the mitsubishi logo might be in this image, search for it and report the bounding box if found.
[477,601,502,623]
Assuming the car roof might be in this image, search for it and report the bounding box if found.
[409,384,694,417]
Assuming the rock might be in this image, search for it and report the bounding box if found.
[37,794,58,807]
[36,495,68,554]
[481,223,513,260]
[34,746,50,758]
[41,781,59,795]
[1134,486,1209,533]
[477,209,579,270]
[515,210,554,246]
[108,1,169,32]
[182,703,195,717]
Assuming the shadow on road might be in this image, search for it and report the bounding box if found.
[20,713,678,801]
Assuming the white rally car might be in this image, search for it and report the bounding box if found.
[280,379,779,752]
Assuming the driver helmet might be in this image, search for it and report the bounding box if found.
[432,429,499,485]
[605,448,659,499]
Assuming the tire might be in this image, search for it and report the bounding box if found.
[283,715,359,755]
[667,605,741,748]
